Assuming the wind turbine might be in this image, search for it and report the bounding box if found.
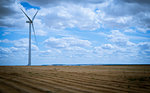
[20,8,38,66]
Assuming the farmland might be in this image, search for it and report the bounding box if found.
[0,65,150,93]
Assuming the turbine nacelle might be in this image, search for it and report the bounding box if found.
[26,21,32,23]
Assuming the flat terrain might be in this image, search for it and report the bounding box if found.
[0,65,150,93]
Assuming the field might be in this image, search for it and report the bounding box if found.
[0,65,150,93]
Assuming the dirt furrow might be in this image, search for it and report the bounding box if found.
[0,80,21,93]
[0,66,150,93]
[31,78,114,93]
[0,78,29,93]
[36,74,144,93]
[52,72,150,90]
[17,74,126,93]
[6,73,114,93]
[40,72,149,93]
[24,76,105,93]
[0,76,48,93]
[0,74,89,93]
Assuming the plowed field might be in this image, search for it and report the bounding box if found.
[0,65,150,93]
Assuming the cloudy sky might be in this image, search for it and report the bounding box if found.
[0,0,150,65]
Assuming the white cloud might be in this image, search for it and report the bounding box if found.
[94,30,140,59]
[93,45,114,56]
[66,46,88,51]
[0,39,12,43]
[93,42,139,62]
[44,37,69,49]
[0,47,12,54]
[138,42,150,50]
[0,46,26,58]
[35,30,47,36]
[101,44,114,49]
[2,32,10,36]
[136,42,150,59]
[0,38,39,51]
[40,50,52,56]
[1,0,150,32]
[124,29,136,33]
[44,37,91,49]
[14,38,28,48]
[14,38,39,51]
[39,4,100,31]
[43,37,92,58]
[137,28,150,33]
[0,38,39,61]
[107,30,135,47]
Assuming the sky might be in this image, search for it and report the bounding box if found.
[0,0,150,65]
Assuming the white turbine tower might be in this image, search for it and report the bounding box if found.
[21,8,38,66]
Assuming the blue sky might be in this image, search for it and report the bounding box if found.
[0,0,150,65]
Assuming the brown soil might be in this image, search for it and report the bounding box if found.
[0,65,150,93]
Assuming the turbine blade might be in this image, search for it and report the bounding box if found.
[31,23,38,46]
[32,10,39,21]
[20,8,32,22]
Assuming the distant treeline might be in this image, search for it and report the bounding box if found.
[41,64,150,66]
